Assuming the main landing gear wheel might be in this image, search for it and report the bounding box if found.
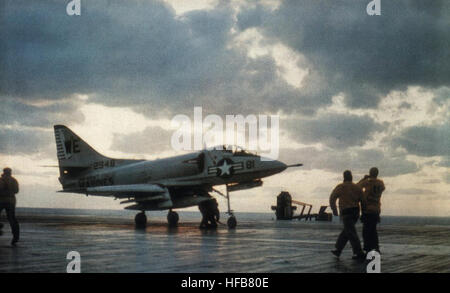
[135,211,147,229]
[167,210,179,227]
[227,215,237,229]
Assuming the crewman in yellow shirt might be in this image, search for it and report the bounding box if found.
[358,167,385,253]
[330,170,366,260]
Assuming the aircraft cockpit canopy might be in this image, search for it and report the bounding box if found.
[208,145,258,157]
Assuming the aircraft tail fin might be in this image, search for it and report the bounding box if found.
[54,125,110,169]
[53,125,145,190]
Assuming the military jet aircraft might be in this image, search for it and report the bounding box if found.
[53,125,302,228]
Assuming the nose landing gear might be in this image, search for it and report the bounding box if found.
[225,184,237,229]
[212,184,237,229]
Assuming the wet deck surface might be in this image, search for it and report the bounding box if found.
[1,213,449,273]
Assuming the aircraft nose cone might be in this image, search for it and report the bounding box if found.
[260,158,287,174]
[274,160,287,172]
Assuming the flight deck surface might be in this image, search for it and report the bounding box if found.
[1,209,449,273]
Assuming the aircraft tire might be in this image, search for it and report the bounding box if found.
[167,211,179,227]
[135,212,147,229]
[227,216,237,229]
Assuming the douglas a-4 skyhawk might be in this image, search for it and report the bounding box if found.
[53,125,301,228]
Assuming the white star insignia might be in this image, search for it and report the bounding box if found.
[218,161,232,176]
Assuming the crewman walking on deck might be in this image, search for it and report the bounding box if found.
[199,198,220,229]
[0,167,20,246]
[358,167,385,253]
[330,170,366,260]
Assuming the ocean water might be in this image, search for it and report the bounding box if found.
[14,207,450,227]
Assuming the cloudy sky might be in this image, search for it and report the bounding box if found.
[0,0,449,216]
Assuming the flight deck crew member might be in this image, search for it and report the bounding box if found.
[330,170,366,260]
[199,198,220,229]
[0,167,20,246]
[357,167,385,253]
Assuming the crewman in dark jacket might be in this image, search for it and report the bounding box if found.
[0,167,20,246]
[358,167,385,253]
[330,170,366,260]
[199,198,220,229]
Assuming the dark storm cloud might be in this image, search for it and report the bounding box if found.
[237,0,450,109]
[0,0,303,117]
[393,123,450,157]
[110,126,174,154]
[284,113,384,149]
[0,128,52,155]
[0,98,83,157]
[3,0,447,118]
[279,146,418,177]
[0,99,84,127]
[1,0,449,173]
[0,0,185,100]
